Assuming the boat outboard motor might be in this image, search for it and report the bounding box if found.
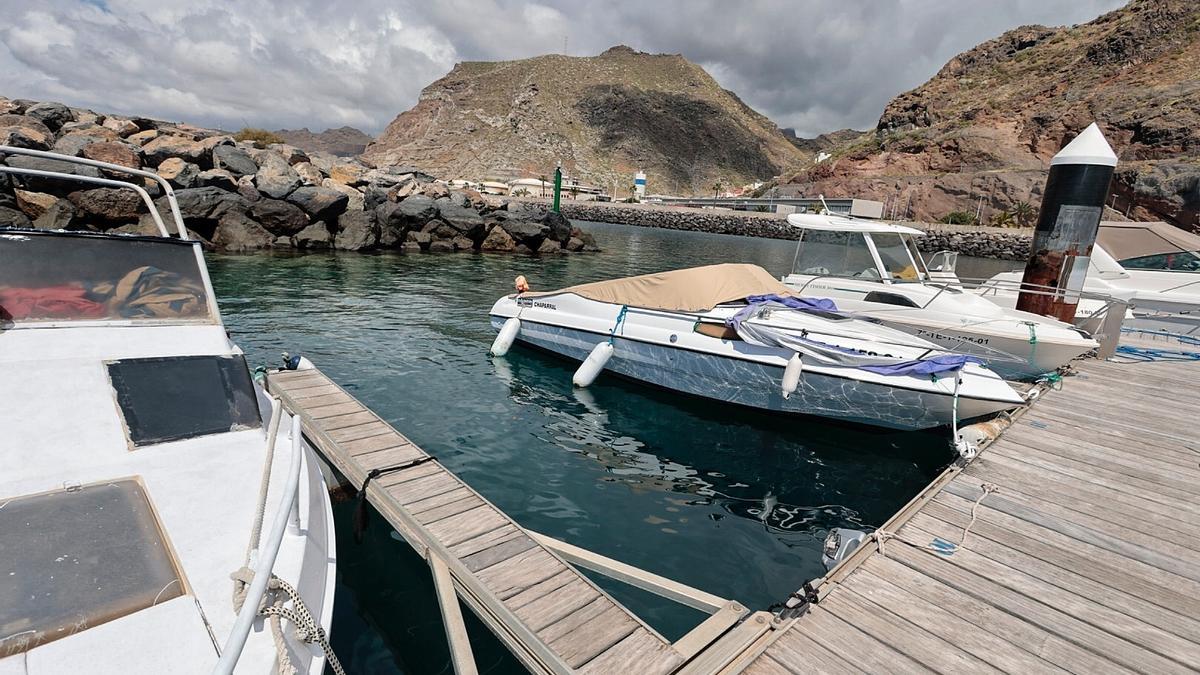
[281,351,315,371]
[822,527,868,571]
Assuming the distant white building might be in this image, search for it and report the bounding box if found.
[479,181,510,195]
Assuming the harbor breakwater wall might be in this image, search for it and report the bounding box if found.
[0,97,597,254]
[535,200,1034,261]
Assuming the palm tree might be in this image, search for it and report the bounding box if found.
[989,211,1016,228]
[1011,201,1036,227]
[711,181,722,198]
[539,174,548,198]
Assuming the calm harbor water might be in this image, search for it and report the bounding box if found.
[208,222,1019,674]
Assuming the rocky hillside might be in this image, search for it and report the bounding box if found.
[272,126,373,157]
[364,45,806,196]
[0,97,597,254]
[777,0,1200,231]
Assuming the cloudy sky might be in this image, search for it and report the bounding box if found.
[0,0,1125,138]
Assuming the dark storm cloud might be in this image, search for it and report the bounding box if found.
[0,0,1124,136]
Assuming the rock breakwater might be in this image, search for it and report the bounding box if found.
[0,97,598,255]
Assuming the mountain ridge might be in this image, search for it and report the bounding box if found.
[363,45,806,196]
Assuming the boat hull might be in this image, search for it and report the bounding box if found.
[492,315,1019,431]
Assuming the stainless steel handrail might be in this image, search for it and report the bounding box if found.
[212,415,304,674]
[0,145,188,238]
[0,166,170,237]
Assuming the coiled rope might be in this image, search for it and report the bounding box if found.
[230,568,346,675]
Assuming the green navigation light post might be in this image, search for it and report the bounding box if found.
[552,163,562,213]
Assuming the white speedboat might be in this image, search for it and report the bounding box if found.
[979,221,1200,336]
[488,263,1024,431]
[0,148,338,673]
[779,213,1097,379]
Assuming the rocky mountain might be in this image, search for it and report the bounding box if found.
[781,128,865,156]
[272,126,373,157]
[364,45,806,196]
[0,96,597,254]
[776,0,1200,230]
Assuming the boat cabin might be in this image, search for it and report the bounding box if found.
[786,213,934,283]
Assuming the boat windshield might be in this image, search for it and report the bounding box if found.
[0,231,212,325]
[869,233,925,282]
[1119,249,1200,272]
[793,231,882,279]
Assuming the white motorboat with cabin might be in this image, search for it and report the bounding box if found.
[978,221,1200,336]
[488,264,1024,431]
[779,213,1097,379]
[0,148,338,673]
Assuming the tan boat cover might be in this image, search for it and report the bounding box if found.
[1098,221,1200,260]
[525,263,796,312]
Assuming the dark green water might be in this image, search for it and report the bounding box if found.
[209,222,989,674]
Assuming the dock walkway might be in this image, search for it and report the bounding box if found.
[733,353,1200,674]
[268,369,750,675]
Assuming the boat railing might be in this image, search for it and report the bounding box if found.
[212,413,304,674]
[0,145,188,239]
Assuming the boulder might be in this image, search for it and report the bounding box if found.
[432,223,459,240]
[249,198,309,236]
[420,182,450,199]
[435,197,485,237]
[157,157,200,188]
[269,144,309,165]
[200,135,234,153]
[0,98,23,115]
[536,238,562,254]
[196,169,238,191]
[81,141,141,169]
[396,194,437,223]
[0,114,54,149]
[286,185,348,221]
[334,210,379,251]
[321,179,364,211]
[543,210,572,242]
[126,129,159,145]
[363,168,413,188]
[273,235,294,248]
[4,155,101,190]
[141,135,207,167]
[374,202,406,246]
[480,225,517,252]
[23,101,74,131]
[504,200,545,221]
[109,214,163,237]
[33,199,77,231]
[566,237,585,252]
[328,162,367,186]
[406,230,432,251]
[572,227,600,251]
[0,206,31,228]
[102,116,141,137]
[212,212,274,251]
[237,180,262,202]
[51,132,114,157]
[451,235,475,251]
[69,188,143,223]
[387,180,418,201]
[158,186,247,221]
[14,190,58,219]
[211,145,259,177]
[499,219,549,245]
[293,161,323,186]
[429,239,455,252]
[254,152,301,199]
[294,222,332,249]
[363,184,392,210]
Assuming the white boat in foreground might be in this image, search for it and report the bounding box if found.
[489,264,1024,430]
[779,213,1097,379]
[0,148,337,673]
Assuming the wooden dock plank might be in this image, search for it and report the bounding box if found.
[267,368,689,674]
[763,631,860,675]
[737,356,1200,675]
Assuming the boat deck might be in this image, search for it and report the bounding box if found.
[731,348,1200,674]
[268,369,748,675]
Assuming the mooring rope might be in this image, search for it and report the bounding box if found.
[874,482,997,558]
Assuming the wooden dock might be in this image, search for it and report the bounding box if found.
[267,368,755,675]
[728,350,1200,674]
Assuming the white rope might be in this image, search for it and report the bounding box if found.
[233,397,284,609]
[874,482,997,558]
[230,568,346,675]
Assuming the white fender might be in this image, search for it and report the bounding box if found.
[781,353,802,399]
[295,356,315,371]
[573,342,614,387]
[490,317,521,356]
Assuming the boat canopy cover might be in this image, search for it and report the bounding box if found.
[525,263,799,312]
[1097,221,1200,260]
[786,213,925,236]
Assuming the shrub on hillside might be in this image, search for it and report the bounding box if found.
[940,210,977,225]
[234,127,285,149]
